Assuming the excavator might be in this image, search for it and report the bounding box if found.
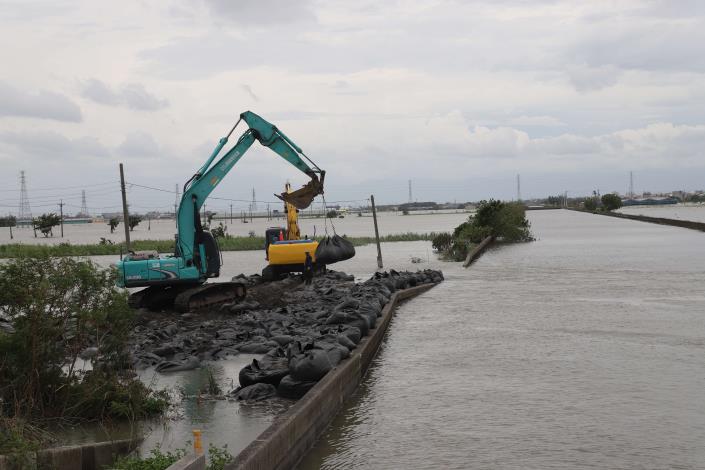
[116,111,325,312]
[262,182,321,281]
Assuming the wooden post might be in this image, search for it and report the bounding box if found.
[59,199,64,237]
[9,225,13,240]
[119,163,131,252]
[370,195,383,269]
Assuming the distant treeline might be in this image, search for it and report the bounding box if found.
[0,216,16,227]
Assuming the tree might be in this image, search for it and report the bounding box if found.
[0,215,16,227]
[583,198,598,211]
[108,217,120,233]
[546,195,563,206]
[33,213,61,237]
[128,215,142,231]
[326,210,338,218]
[601,193,623,212]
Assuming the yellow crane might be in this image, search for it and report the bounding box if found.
[262,182,320,281]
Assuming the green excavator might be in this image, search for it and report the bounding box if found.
[116,111,325,312]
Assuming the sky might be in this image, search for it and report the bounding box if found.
[1,0,705,216]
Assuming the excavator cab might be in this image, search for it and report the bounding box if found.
[198,231,221,277]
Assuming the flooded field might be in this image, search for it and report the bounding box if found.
[0,211,470,246]
[619,204,705,222]
[19,209,705,467]
[300,210,705,469]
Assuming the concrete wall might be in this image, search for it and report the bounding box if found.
[0,437,141,470]
[226,283,436,470]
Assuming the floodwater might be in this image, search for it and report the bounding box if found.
[300,210,705,469]
[619,204,705,222]
[0,210,469,245]
[58,216,463,457]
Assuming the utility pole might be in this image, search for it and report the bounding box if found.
[230,204,233,224]
[59,199,64,237]
[370,195,383,269]
[408,180,412,203]
[174,183,179,228]
[119,163,131,251]
[9,224,13,240]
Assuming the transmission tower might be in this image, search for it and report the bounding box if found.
[79,190,89,217]
[18,170,32,225]
[516,174,522,202]
[408,180,412,203]
[628,171,634,198]
[251,188,257,212]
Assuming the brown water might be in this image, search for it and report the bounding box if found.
[299,210,705,469]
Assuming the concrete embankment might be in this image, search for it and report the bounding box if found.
[571,208,705,232]
[463,235,495,268]
[224,282,437,470]
[0,437,141,470]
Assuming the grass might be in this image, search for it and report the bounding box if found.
[0,232,436,258]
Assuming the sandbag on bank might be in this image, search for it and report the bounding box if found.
[315,235,356,264]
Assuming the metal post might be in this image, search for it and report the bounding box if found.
[370,195,383,269]
[119,163,131,251]
[59,199,64,237]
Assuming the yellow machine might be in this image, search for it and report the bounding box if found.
[262,183,321,281]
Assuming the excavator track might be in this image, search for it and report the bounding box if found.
[173,281,247,313]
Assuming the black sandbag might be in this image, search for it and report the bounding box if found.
[277,375,318,399]
[338,325,361,344]
[289,349,333,382]
[315,235,356,264]
[238,357,289,387]
[230,383,277,401]
[358,301,380,328]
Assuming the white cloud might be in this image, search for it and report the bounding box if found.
[0,81,82,122]
[81,79,169,111]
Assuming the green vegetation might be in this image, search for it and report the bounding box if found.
[129,215,143,232]
[109,217,120,233]
[583,197,599,211]
[0,232,435,258]
[0,216,16,228]
[601,193,622,212]
[433,199,533,261]
[112,444,233,470]
[0,256,168,453]
[33,213,61,237]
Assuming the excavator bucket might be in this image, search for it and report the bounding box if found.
[276,176,324,209]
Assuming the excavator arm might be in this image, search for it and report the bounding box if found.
[176,111,325,263]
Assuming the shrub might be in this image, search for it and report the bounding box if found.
[431,232,452,252]
[601,193,622,212]
[583,198,598,211]
[0,256,167,422]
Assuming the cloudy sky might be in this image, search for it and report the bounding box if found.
[1,0,704,215]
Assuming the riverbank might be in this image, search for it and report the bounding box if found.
[570,208,705,232]
[0,233,434,258]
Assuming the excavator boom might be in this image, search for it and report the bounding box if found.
[116,111,325,311]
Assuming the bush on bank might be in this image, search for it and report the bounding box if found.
[0,256,168,452]
[433,200,533,261]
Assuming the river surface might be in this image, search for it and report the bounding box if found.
[299,209,705,469]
